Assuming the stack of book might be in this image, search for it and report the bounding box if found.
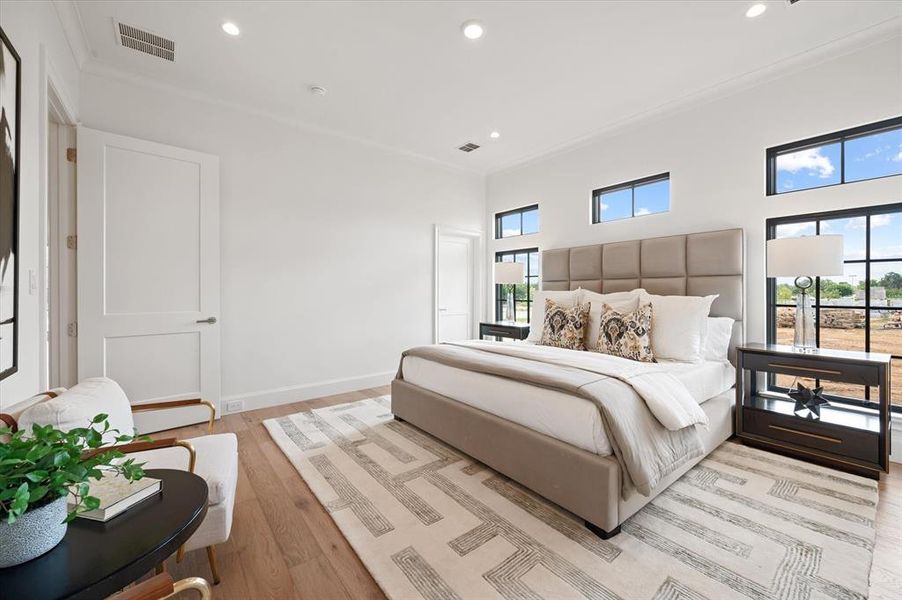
[69,472,162,522]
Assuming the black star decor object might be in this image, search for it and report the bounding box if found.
[789,382,830,419]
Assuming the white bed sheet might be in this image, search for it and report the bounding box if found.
[401,355,735,456]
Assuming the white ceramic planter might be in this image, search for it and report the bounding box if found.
[0,496,68,568]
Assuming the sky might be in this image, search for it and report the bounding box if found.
[776,128,902,192]
[599,178,670,221]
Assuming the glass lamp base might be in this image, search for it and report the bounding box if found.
[505,288,515,322]
[793,290,816,349]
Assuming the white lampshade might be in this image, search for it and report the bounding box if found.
[766,235,844,278]
[494,261,525,284]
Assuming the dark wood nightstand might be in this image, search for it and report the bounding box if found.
[736,343,892,479]
[479,321,530,341]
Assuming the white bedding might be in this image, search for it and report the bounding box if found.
[401,354,734,456]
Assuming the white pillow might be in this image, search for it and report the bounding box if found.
[526,289,580,342]
[703,317,735,362]
[639,292,718,362]
[580,288,645,350]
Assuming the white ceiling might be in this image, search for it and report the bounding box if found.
[71,1,902,173]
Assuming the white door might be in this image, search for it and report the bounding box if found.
[436,232,474,342]
[77,127,220,433]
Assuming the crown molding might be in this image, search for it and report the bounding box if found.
[52,0,93,68]
[490,16,902,176]
[79,59,482,177]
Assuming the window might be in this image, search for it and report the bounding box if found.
[495,249,539,323]
[592,173,670,223]
[495,205,539,239]
[767,116,902,195]
[766,202,902,410]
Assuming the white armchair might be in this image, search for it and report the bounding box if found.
[11,378,237,585]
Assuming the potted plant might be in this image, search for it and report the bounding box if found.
[0,414,146,568]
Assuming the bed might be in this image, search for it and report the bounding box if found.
[392,228,744,537]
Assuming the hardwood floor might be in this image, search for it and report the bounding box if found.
[157,387,902,599]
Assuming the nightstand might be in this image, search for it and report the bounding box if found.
[479,321,530,341]
[736,343,892,479]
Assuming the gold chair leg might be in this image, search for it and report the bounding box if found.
[176,545,185,563]
[206,545,221,585]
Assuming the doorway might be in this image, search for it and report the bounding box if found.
[434,226,483,343]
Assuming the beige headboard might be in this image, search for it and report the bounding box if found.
[541,228,745,361]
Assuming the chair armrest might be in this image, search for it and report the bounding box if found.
[85,438,197,473]
[108,573,174,600]
[131,399,216,433]
[0,413,18,433]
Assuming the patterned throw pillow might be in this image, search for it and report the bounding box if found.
[593,302,656,362]
[540,299,591,350]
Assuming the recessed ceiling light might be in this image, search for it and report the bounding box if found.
[745,4,767,18]
[490,131,500,139]
[221,22,240,36]
[461,20,484,40]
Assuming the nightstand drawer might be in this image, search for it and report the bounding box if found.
[741,408,879,464]
[740,352,879,386]
[483,326,516,337]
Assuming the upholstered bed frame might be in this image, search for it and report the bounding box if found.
[392,228,745,537]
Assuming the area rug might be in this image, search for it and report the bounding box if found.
[264,396,878,600]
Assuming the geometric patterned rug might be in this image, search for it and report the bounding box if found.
[264,396,879,600]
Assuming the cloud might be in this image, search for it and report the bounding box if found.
[777,222,815,236]
[893,150,902,162]
[776,148,835,179]
[635,208,650,216]
[872,214,893,228]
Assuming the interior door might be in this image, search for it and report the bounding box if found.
[77,127,220,433]
[436,233,473,342]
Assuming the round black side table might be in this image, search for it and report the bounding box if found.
[0,469,208,600]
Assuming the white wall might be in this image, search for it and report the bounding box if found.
[0,2,80,410]
[78,71,485,411]
[486,36,902,346]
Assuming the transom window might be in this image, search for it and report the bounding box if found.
[494,248,539,323]
[592,173,670,223]
[495,205,539,239]
[766,202,902,410]
[766,116,902,195]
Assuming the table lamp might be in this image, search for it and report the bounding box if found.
[494,262,525,323]
[766,234,844,349]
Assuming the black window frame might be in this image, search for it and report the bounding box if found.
[494,248,539,323]
[591,172,670,224]
[494,204,539,239]
[765,201,902,413]
[766,115,902,196]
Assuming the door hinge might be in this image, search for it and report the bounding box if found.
[67,322,78,337]
[66,148,77,163]
[66,235,77,250]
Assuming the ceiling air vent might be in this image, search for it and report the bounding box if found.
[114,21,175,62]
[458,142,480,153]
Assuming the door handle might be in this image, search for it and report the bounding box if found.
[196,317,218,324]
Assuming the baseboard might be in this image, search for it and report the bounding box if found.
[891,417,901,464]
[220,370,395,414]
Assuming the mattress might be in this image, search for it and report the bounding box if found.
[401,355,735,456]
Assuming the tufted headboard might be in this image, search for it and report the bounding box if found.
[541,228,745,362]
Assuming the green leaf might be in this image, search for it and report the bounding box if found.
[91,413,109,424]
[28,486,49,503]
[24,470,49,483]
[83,495,101,510]
[63,511,77,524]
[52,450,70,467]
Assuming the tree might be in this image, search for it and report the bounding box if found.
[879,271,902,290]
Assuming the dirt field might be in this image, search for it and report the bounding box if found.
[776,325,900,405]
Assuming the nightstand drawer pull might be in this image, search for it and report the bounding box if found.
[767,424,842,444]
[766,363,842,376]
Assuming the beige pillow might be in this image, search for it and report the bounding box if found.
[592,302,656,363]
[540,299,591,350]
